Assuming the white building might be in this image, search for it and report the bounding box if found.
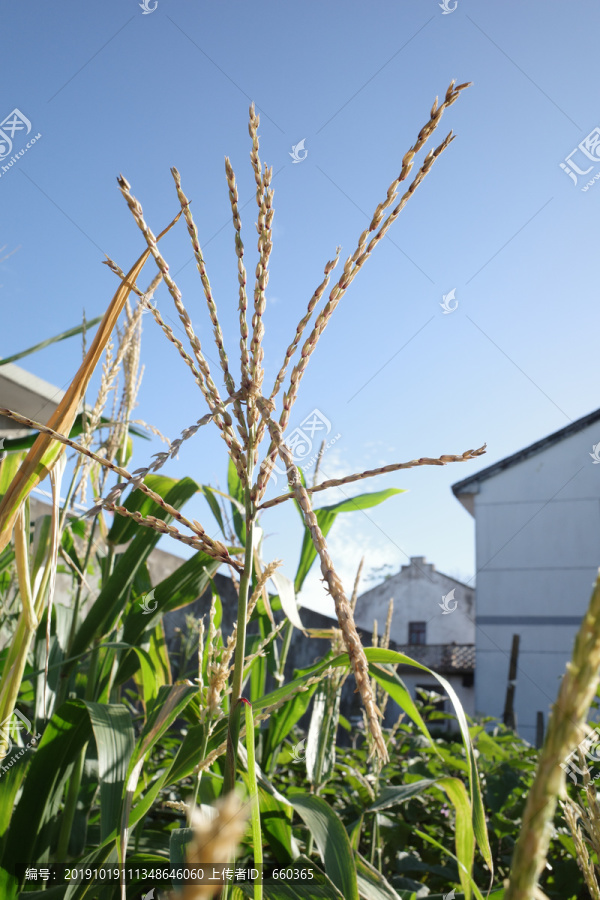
[0,361,67,438]
[355,557,475,721]
[452,408,600,744]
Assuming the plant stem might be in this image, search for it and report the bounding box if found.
[65,516,99,660]
[224,422,256,794]
[276,620,293,682]
[244,699,263,900]
[506,571,600,899]
[0,505,37,754]
[190,727,210,824]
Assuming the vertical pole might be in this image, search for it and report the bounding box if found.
[535,711,544,748]
[503,634,520,730]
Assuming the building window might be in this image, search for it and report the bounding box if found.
[408,621,426,645]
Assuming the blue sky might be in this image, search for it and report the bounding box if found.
[1,0,600,616]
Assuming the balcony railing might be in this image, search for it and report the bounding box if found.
[392,643,475,673]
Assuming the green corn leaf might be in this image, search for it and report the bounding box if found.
[365,780,437,813]
[114,547,220,687]
[306,681,339,786]
[0,412,149,453]
[228,457,246,545]
[203,484,226,535]
[363,648,492,881]
[0,451,25,505]
[287,791,359,900]
[0,699,135,893]
[106,473,194,546]
[0,316,103,367]
[162,722,211,787]
[68,475,200,665]
[436,776,475,900]
[413,829,486,900]
[256,786,296,864]
[261,677,318,772]
[0,700,90,885]
[0,746,28,853]
[170,827,195,890]
[120,683,197,867]
[243,699,264,900]
[83,702,135,843]
[294,489,405,593]
[255,646,490,886]
[148,617,172,689]
[355,852,403,900]
[130,683,197,773]
[233,855,343,898]
[367,664,434,750]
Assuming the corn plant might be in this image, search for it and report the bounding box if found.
[0,82,497,900]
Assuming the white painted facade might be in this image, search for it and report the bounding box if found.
[453,409,600,744]
[355,557,476,721]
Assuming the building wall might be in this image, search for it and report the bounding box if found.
[468,423,600,743]
[354,557,475,725]
[354,557,475,646]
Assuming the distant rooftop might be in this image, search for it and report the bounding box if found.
[0,361,67,437]
[400,555,435,576]
[452,406,600,504]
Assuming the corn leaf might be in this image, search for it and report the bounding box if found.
[227,457,246,545]
[306,681,339,786]
[413,829,486,900]
[365,780,437,812]
[114,544,221,687]
[288,791,359,900]
[0,413,149,453]
[67,475,200,665]
[256,786,296,863]
[83,702,135,843]
[355,853,403,900]
[436,776,475,900]
[364,648,492,880]
[294,488,405,592]
[0,315,103,367]
[261,675,319,772]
